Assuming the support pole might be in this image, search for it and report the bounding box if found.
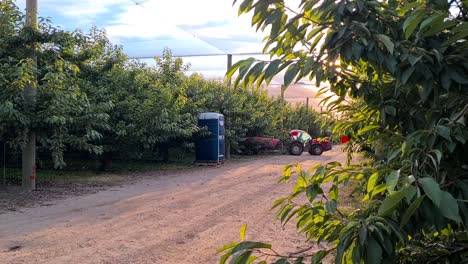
[280,85,286,132]
[225,54,233,159]
[227,54,232,86]
[306,97,309,110]
[22,0,38,191]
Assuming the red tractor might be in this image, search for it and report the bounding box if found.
[243,136,282,154]
[287,130,332,156]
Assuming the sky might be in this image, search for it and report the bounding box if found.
[14,0,273,79]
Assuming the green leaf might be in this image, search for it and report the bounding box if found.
[238,0,253,15]
[280,204,295,223]
[439,191,462,222]
[423,20,458,37]
[452,21,468,33]
[375,34,394,54]
[449,68,468,84]
[301,56,316,77]
[217,242,239,254]
[351,242,361,264]
[372,184,387,197]
[378,190,406,216]
[400,195,425,228]
[401,67,415,85]
[447,141,457,152]
[404,185,417,202]
[336,237,351,264]
[358,125,380,135]
[359,224,368,246]
[226,60,243,82]
[240,224,247,241]
[441,71,451,90]
[384,105,397,116]
[310,32,324,53]
[245,61,266,87]
[403,9,426,39]
[272,197,287,209]
[408,55,422,66]
[231,242,272,255]
[264,59,281,84]
[419,177,442,207]
[274,258,288,264]
[329,185,338,200]
[293,257,304,264]
[443,29,468,46]
[387,148,402,162]
[306,24,325,40]
[283,63,300,87]
[385,170,400,194]
[365,236,383,264]
[436,125,451,140]
[420,14,446,31]
[325,200,337,214]
[264,9,282,26]
[232,58,256,87]
[306,185,322,202]
[432,149,442,165]
[221,249,234,264]
[398,1,423,15]
[246,256,258,264]
[367,172,379,193]
[230,250,253,264]
[311,250,329,264]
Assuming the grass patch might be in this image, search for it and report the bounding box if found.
[1,167,127,187]
[1,154,261,187]
[1,156,198,187]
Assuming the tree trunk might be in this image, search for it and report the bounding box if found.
[22,0,38,191]
[160,144,169,162]
[22,132,36,190]
[98,151,113,171]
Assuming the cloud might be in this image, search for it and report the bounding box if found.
[42,0,129,18]
[14,0,130,29]
[125,0,238,26]
[105,1,237,39]
[104,0,267,55]
[13,0,310,77]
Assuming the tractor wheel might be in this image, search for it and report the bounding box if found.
[288,142,304,155]
[309,144,323,156]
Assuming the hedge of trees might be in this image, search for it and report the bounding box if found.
[0,0,321,172]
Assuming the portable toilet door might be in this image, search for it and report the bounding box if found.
[218,115,225,161]
[196,113,225,163]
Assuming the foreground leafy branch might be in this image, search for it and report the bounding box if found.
[220,0,468,262]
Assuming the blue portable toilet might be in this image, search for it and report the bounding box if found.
[195,112,225,163]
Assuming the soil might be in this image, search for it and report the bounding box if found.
[0,149,346,264]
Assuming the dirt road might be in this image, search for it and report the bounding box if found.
[0,149,345,264]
